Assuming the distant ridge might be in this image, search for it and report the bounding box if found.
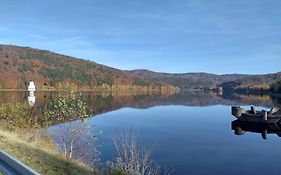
[128,69,251,89]
[220,72,281,93]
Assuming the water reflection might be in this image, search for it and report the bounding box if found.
[28,93,36,107]
[0,91,280,129]
[1,91,281,174]
[1,91,280,119]
[232,120,281,139]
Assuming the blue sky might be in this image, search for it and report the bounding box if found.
[0,0,280,74]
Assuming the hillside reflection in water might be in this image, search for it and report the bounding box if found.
[1,91,281,175]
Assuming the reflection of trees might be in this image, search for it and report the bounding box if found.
[0,91,27,103]
[1,91,281,127]
[41,91,281,113]
[222,93,281,107]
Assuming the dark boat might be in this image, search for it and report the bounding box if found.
[231,106,281,124]
[231,120,281,139]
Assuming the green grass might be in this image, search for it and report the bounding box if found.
[0,130,94,175]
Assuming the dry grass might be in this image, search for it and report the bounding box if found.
[0,130,94,175]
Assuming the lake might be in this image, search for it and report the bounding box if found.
[1,91,281,175]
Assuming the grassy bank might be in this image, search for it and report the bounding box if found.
[0,130,94,175]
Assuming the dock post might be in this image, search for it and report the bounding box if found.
[262,110,267,122]
[261,129,267,140]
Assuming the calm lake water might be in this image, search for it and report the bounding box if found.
[1,91,281,175]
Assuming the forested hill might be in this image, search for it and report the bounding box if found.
[129,70,281,93]
[0,44,280,92]
[128,69,251,89]
[220,72,281,93]
[0,45,176,91]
